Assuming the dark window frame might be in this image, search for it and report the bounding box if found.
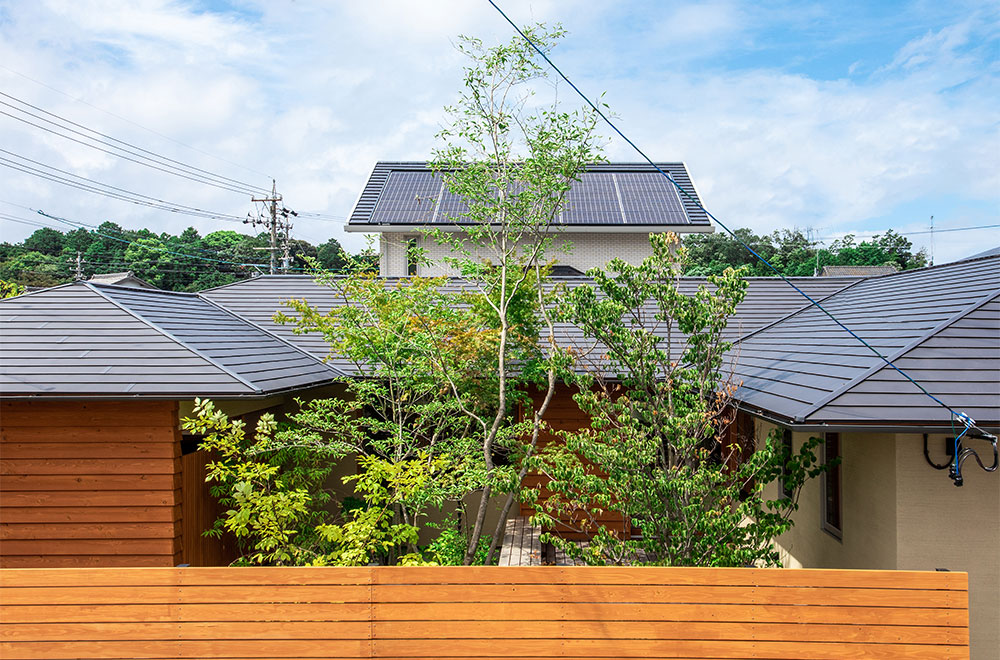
[821,432,843,539]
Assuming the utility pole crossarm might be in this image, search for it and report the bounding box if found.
[250,179,286,275]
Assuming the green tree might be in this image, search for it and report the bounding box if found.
[0,250,67,287]
[536,233,828,566]
[276,269,495,564]
[0,278,25,298]
[316,238,347,271]
[427,25,603,564]
[22,227,66,256]
[684,228,927,277]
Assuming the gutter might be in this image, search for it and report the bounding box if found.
[736,403,1000,435]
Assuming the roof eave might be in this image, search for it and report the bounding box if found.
[735,402,1000,434]
[345,223,714,234]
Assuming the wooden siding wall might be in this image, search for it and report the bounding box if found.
[0,566,969,659]
[0,401,182,568]
[521,387,627,539]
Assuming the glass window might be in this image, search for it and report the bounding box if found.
[822,433,842,538]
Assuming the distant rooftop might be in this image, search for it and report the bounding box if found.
[346,161,713,233]
[958,246,1000,262]
[819,264,898,277]
[88,271,158,289]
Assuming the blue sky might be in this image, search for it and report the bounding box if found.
[0,0,996,263]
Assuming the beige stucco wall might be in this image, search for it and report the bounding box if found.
[760,422,898,571]
[896,432,999,659]
[759,419,999,659]
[379,232,657,277]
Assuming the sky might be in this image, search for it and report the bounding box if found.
[0,0,997,264]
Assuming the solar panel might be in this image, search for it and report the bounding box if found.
[560,173,622,225]
[365,166,692,226]
[435,186,471,222]
[369,171,441,224]
[616,172,688,225]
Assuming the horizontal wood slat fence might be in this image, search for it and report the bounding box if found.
[0,566,968,659]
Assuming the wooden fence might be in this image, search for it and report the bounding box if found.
[0,566,969,659]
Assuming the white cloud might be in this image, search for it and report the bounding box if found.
[0,0,995,266]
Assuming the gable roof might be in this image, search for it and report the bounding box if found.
[202,274,859,377]
[88,271,158,289]
[0,282,343,398]
[729,255,1000,429]
[346,161,713,232]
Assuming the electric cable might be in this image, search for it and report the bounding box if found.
[0,105,263,196]
[816,224,1000,242]
[0,150,247,222]
[0,65,273,180]
[486,0,987,441]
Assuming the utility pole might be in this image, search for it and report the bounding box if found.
[68,251,83,280]
[806,227,821,276]
[247,180,294,275]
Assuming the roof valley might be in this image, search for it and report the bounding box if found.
[793,288,1000,422]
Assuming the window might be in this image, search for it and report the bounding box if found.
[779,429,794,499]
[405,238,418,276]
[821,432,842,538]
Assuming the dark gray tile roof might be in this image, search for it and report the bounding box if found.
[202,275,859,377]
[0,282,342,398]
[347,161,711,229]
[729,255,1000,427]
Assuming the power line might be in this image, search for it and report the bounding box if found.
[31,210,267,270]
[0,100,265,196]
[486,0,987,440]
[0,92,268,193]
[815,223,1000,242]
[0,64,273,180]
[0,150,248,222]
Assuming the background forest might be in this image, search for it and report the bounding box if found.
[0,222,351,291]
[1,222,927,293]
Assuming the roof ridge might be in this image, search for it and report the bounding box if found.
[197,274,265,293]
[84,283,260,394]
[793,286,1000,423]
[728,277,867,346]
[196,292,346,377]
[0,280,77,301]
[860,252,1000,281]
[88,282,197,297]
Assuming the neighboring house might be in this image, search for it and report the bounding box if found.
[0,282,344,568]
[87,270,159,289]
[960,245,1000,261]
[818,264,897,277]
[346,161,713,277]
[727,253,1000,658]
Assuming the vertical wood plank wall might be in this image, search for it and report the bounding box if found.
[0,566,970,659]
[0,400,182,568]
[520,387,627,539]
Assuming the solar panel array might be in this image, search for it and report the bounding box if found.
[366,167,693,226]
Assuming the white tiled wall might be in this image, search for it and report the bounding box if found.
[379,232,657,277]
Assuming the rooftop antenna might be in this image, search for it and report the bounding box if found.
[929,215,934,266]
